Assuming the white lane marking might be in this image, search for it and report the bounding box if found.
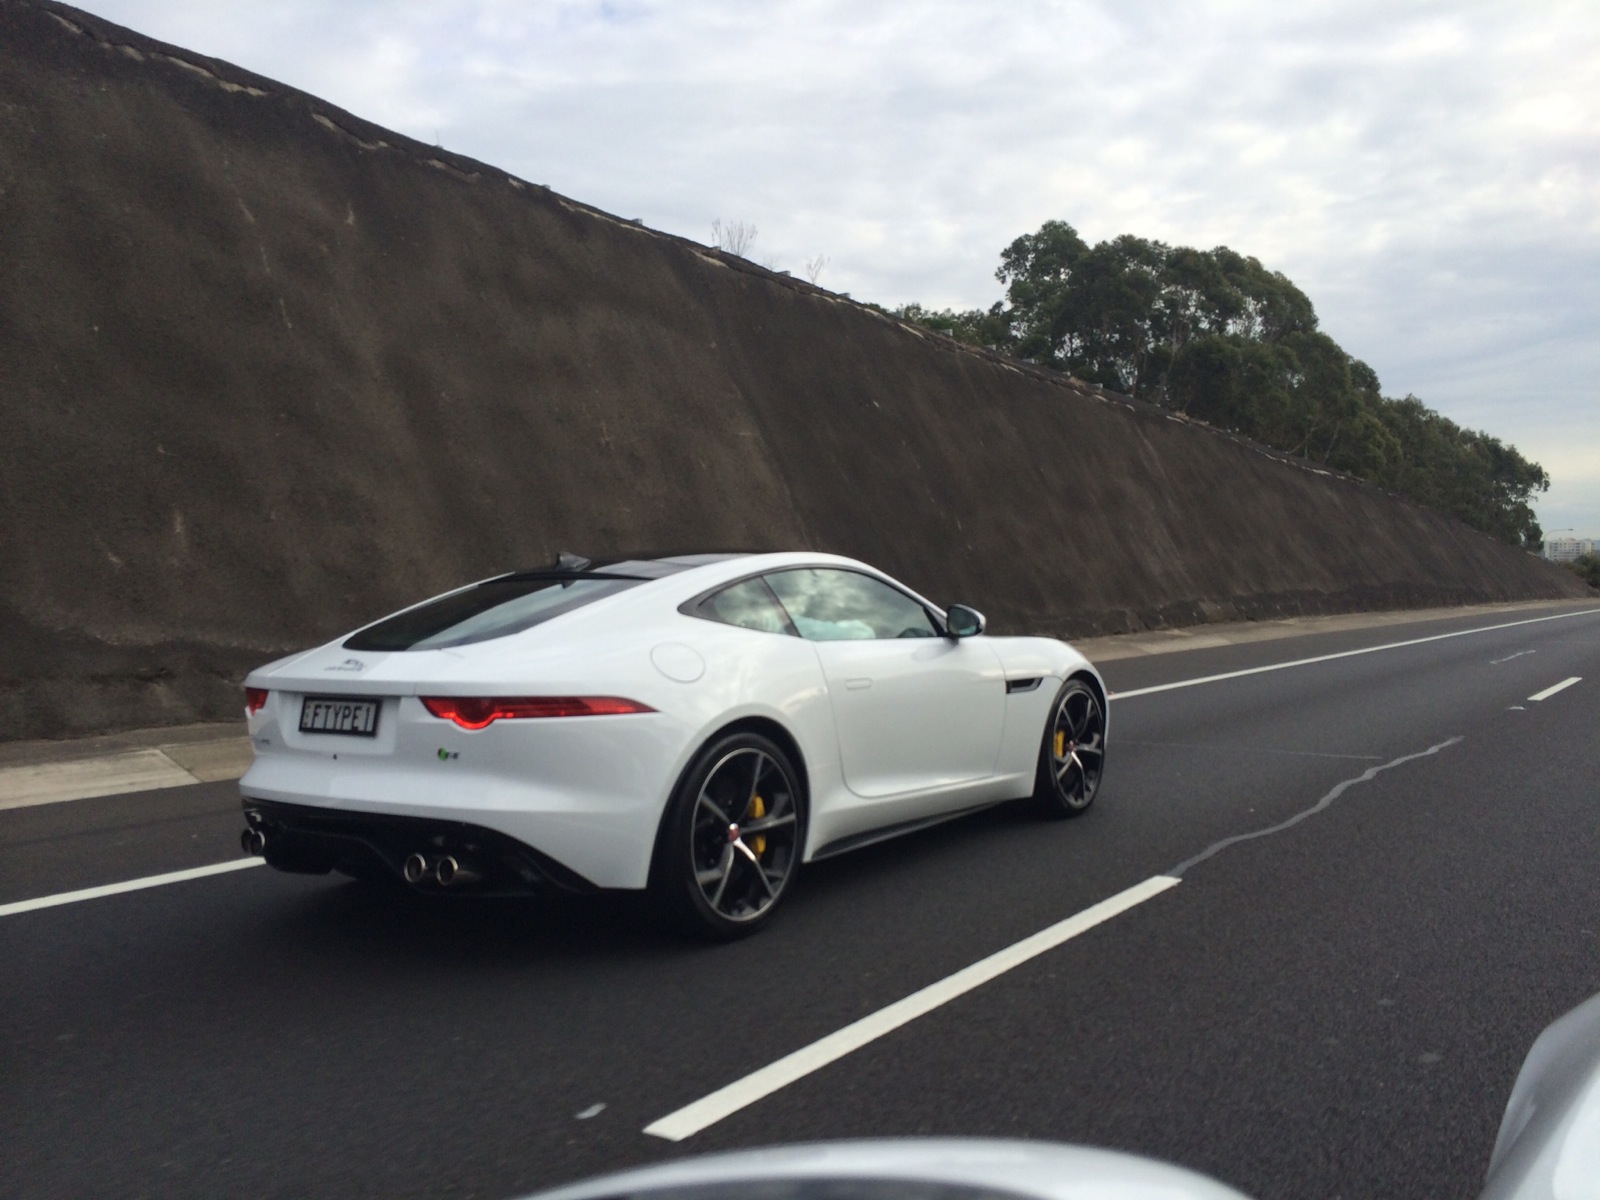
[1529,677,1582,702]
[1491,650,1537,664]
[1108,608,1600,700]
[642,874,1180,1141]
[0,858,264,918]
[0,749,200,811]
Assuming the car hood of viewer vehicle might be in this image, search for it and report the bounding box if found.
[1482,990,1600,1200]
[523,991,1600,1200]
[523,1139,1249,1200]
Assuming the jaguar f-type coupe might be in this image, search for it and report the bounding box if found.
[238,552,1107,937]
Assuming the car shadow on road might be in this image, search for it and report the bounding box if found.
[244,796,1057,972]
[259,877,671,960]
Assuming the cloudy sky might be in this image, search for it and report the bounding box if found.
[76,0,1600,536]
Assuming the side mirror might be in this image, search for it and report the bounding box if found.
[944,604,986,639]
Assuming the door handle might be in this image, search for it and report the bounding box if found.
[844,678,872,690]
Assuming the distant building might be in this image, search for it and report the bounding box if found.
[1543,537,1598,562]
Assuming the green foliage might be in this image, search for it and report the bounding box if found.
[1568,553,1600,589]
[892,302,1012,350]
[896,220,1549,549]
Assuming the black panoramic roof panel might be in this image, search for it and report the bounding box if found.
[502,551,751,582]
[344,553,755,650]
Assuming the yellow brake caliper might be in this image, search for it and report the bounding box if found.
[749,795,768,857]
[1055,729,1066,759]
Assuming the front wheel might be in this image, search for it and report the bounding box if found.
[1033,678,1106,817]
[650,732,805,940]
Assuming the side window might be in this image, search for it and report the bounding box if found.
[697,577,798,636]
[765,569,939,641]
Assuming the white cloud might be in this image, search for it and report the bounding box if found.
[73,0,1600,533]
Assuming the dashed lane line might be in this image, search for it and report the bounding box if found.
[0,858,263,918]
[1109,607,1600,701]
[646,727,1479,1141]
[1528,676,1581,702]
[642,874,1181,1141]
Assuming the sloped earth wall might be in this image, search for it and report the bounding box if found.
[0,0,1589,741]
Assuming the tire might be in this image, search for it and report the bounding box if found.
[1033,677,1106,818]
[650,731,805,940]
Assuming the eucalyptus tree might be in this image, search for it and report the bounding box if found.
[895,218,1549,548]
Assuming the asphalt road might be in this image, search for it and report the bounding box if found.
[4,603,1598,1200]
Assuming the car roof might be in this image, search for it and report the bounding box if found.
[498,551,902,613]
[476,551,907,618]
[496,551,752,582]
[497,550,885,585]
[656,552,934,609]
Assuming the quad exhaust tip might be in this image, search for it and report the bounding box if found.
[240,828,267,857]
[437,855,481,887]
[403,852,480,887]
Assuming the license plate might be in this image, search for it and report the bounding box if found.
[299,696,380,737]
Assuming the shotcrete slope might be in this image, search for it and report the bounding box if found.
[0,0,1587,740]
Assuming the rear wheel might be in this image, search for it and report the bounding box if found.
[651,732,804,940]
[1033,677,1106,817]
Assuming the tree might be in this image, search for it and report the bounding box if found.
[1568,553,1600,588]
[710,218,758,258]
[993,224,1319,403]
[894,302,1013,351]
[898,217,1551,549]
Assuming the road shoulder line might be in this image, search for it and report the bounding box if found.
[1109,607,1600,700]
[1076,599,1587,663]
[0,858,265,918]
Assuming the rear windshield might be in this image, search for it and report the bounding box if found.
[344,575,644,651]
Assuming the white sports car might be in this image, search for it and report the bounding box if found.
[238,552,1107,937]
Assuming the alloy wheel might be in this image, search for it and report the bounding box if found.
[1044,680,1105,813]
[689,746,800,923]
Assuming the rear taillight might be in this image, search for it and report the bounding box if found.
[419,696,655,730]
[244,687,269,715]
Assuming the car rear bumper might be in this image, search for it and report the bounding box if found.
[239,697,698,885]
[241,797,604,895]
[240,703,690,888]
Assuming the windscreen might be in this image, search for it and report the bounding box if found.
[343,575,644,651]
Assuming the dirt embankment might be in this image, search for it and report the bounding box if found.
[0,0,1588,740]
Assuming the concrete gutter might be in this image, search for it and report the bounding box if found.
[0,597,1586,811]
[0,721,251,809]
